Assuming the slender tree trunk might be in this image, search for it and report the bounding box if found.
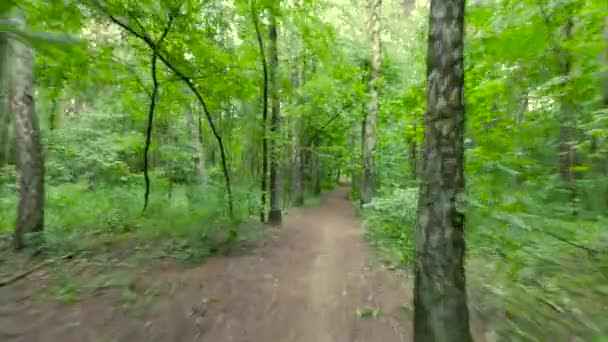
[251,0,269,223]
[409,119,417,181]
[293,146,304,205]
[558,19,576,203]
[361,0,382,206]
[413,0,472,341]
[601,17,608,201]
[184,105,207,184]
[11,12,45,249]
[350,122,358,186]
[292,57,305,206]
[0,32,10,168]
[268,11,282,225]
[313,145,321,196]
[291,0,305,207]
[604,17,608,109]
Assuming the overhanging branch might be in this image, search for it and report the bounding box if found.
[91,0,234,217]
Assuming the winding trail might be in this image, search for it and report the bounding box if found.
[2,187,412,341]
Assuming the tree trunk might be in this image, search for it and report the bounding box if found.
[293,146,304,206]
[604,17,608,109]
[11,12,45,249]
[350,122,358,186]
[184,105,207,184]
[312,143,321,196]
[292,63,304,206]
[268,10,282,226]
[250,1,269,223]
[409,119,417,181]
[291,0,305,207]
[413,0,472,341]
[0,32,10,168]
[361,0,382,206]
[558,19,576,202]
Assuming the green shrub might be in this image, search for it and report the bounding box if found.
[362,187,417,266]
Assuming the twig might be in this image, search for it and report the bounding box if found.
[542,230,598,257]
[494,212,599,257]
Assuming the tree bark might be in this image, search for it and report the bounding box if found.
[413,0,472,341]
[361,0,382,206]
[268,10,282,226]
[11,12,45,249]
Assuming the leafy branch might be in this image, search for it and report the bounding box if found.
[90,0,234,217]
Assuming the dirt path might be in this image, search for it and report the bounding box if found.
[2,187,412,341]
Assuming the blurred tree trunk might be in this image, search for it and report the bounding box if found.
[251,0,269,222]
[413,0,473,341]
[291,0,305,207]
[184,105,207,184]
[10,12,45,249]
[604,17,608,109]
[361,0,382,205]
[292,63,304,206]
[603,17,608,177]
[0,32,11,168]
[408,119,417,181]
[312,143,321,196]
[558,19,577,204]
[268,9,282,225]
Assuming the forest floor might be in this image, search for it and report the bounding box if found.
[0,187,486,341]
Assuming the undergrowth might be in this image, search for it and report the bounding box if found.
[361,186,608,341]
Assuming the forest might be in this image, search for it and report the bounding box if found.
[1,0,607,341]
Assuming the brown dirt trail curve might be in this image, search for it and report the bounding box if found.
[1,187,412,341]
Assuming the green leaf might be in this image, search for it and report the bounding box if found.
[356,308,379,319]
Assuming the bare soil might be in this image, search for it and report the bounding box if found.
[1,187,413,341]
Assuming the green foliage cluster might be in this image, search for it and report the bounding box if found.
[363,187,417,266]
[1,0,354,259]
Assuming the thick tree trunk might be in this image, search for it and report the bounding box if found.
[184,106,207,184]
[267,11,282,226]
[413,0,472,341]
[11,13,45,249]
[361,0,382,206]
